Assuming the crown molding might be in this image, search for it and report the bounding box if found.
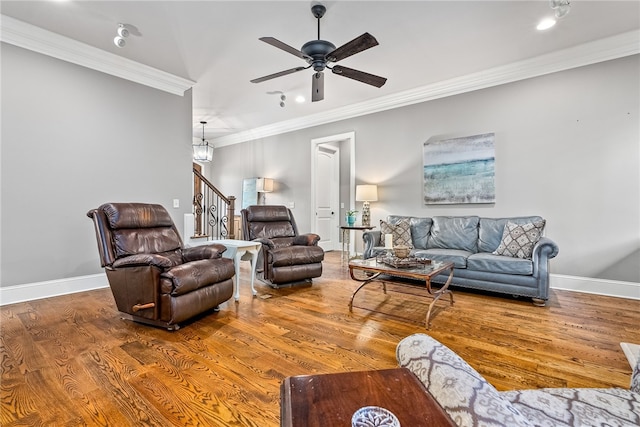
[214,30,639,147]
[0,14,195,96]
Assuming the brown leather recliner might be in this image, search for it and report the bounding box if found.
[241,205,324,287]
[87,202,235,330]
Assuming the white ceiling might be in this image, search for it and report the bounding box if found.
[2,1,639,144]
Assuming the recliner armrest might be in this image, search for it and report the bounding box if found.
[112,254,173,269]
[254,237,275,250]
[182,244,226,262]
[294,233,320,246]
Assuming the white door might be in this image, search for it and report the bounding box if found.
[314,144,339,251]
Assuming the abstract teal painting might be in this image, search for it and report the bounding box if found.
[423,133,495,204]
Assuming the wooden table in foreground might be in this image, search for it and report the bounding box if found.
[348,258,455,329]
[280,368,455,427]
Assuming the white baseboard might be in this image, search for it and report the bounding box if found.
[1,273,637,306]
[550,274,640,300]
[0,273,108,306]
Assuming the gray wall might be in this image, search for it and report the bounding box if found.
[211,55,640,282]
[1,43,194,287]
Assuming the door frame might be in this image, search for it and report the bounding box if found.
[310,131,356,252]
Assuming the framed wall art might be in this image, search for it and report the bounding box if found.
[423,133,495,205]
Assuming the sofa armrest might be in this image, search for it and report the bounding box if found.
[294,233,321,246]
[182,244,226,262]
[363,230,382,259]
[112,254,173,269]
[532,237,559,262]
[530,237,559,301]
[396,334,532,427]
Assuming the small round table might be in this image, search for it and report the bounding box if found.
[340,225,375,262]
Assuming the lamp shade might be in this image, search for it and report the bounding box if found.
[356,184,378,202]
[256,178,274,193]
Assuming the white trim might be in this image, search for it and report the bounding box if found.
[0,15,195,96]
[1,272,637,305]
[213,30,640,147]
[551,274,640,300]
[0,274,108,306]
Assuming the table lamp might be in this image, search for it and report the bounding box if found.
[355,184,378,227]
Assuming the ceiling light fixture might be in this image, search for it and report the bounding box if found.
[193,121,214,162]
[537,18,557,31]
[550,0,571,19]
[113,23,129,48]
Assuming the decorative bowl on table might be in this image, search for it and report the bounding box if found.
[352,406,400,427]
[393,246,411,258]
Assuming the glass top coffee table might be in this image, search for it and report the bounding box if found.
[348,257,455,329]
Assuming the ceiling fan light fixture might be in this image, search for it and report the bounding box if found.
[250,3,386,102]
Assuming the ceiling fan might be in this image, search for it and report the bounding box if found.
[250,4,387,102]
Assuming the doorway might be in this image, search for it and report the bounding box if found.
[310,132,355,252]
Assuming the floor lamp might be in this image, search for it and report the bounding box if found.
[356,184,378,227]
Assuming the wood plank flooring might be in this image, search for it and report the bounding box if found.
[2,251,639,426]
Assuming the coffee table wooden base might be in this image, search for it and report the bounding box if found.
[348,260,455,329]
[280,368,455,427]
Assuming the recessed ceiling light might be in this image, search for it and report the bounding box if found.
[537,17,557,31]
[295,95,305,103]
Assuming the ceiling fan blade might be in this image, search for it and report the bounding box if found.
[325,32,379,63]
[312,72,324,102]
[250,66,308,84]
[331,65,387,88]
[259,37,311,60]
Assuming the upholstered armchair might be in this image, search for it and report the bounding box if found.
[87,202,235,331]
[241,205,324,287]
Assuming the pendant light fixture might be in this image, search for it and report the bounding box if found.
[193,121,214,162]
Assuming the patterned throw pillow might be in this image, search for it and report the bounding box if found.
[493,220,545,259]
[380,219,414,248]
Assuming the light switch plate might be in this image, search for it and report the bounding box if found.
[288,202,295,209]
[173,199,179,208]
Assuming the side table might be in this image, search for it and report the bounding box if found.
[340,225,374,262]
[280,367,455,427]
[190,239,261,301]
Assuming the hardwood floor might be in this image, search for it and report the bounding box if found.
[2,251,639,426]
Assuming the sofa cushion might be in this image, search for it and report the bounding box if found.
[478,216,544,253]
[380,219,414,249]
[427,216,479,252]
[467,253,533,276]
[501,388,640,427]
[415,248,472,268]
[388,215,432,249]
[493,220,546,259]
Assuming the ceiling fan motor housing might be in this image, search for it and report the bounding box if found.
[302,40,336,71]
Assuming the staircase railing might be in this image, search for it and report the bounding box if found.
[192,168,236,240]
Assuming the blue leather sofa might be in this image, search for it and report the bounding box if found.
[362,215,559,306]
